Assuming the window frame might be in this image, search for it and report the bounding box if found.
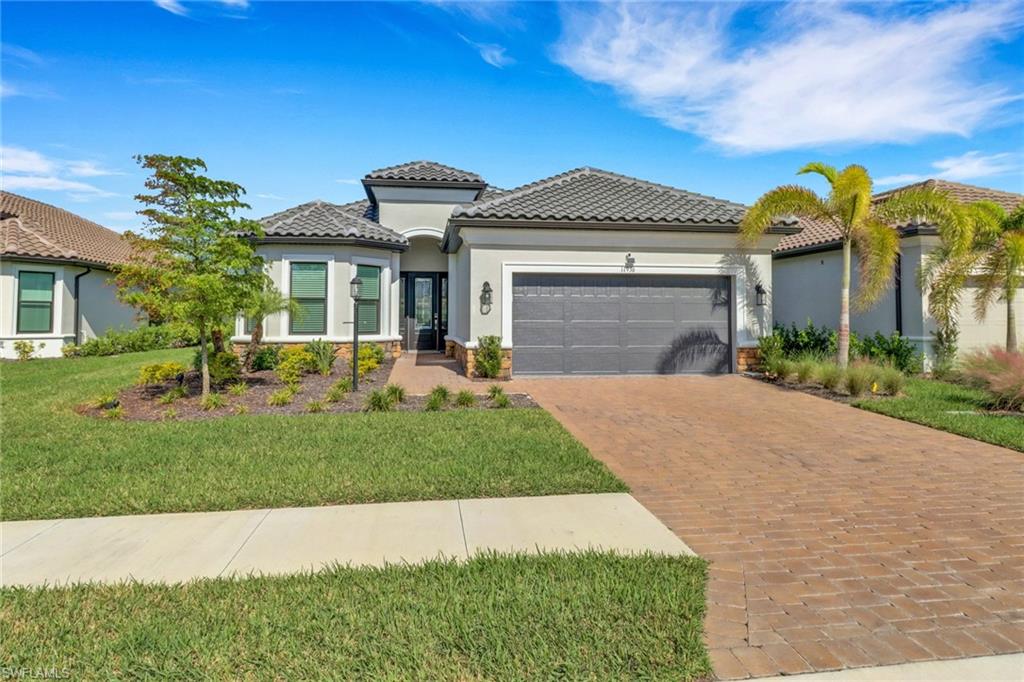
[289,261,328,336]
[355,264,381,336]
[16,270,56,334]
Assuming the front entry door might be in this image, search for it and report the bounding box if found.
[404,272,447,351]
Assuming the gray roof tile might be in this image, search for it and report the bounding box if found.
[258,200,406,246]
[365,160,484,185]
[451,167,754,225]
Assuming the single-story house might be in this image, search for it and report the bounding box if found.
[0,191,140,359]
[236,161,797,376]
[773,179,1023,363]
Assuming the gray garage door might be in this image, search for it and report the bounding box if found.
[512,273,732,375]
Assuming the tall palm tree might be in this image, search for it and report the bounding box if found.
[242,283,300,369]
[920,202,1024,352]
[741,163,956,367]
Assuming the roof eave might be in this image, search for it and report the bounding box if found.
[253,235,409,252]
[0,252,119,269]
[447,216,798,234]
[362,177,488,204]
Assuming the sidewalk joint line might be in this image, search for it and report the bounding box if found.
[456,499,470,559]
[0,519,65,558]
[218,509,272,578]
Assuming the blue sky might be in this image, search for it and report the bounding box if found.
[3,1,1023,232]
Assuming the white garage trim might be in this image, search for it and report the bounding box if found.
[500,261,750,349]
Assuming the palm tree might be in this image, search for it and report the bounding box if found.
[242,283,300,369]
[741,163,956,367]
[920,202,1024,353]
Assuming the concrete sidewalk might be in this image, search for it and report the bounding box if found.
[759,653,1024,681]
[0,493,692,587]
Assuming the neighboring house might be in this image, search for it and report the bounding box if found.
[0,192,139,359]
[237,161,796,376]
[773,179,1024,362]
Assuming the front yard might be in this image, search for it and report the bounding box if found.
[1,552,710,679]
[1,349,624,521]
[854,378,1024,452]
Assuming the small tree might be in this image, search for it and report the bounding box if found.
[242,282,300,370]
[115,155,265,397]
[741,163,957,367]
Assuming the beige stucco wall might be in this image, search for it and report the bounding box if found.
[956,281,1024,354]
[400,236,447,272]
[75,268,140,340]
[242,244,401,343]
[452,227,779,351]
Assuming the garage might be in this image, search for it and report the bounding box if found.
[511,273,733,375]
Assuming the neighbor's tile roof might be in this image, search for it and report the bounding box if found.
[364,160,485,185]
[775,179,1024,253]
[451,167,761,226]
[0,191,134,267]
[258,200,407,246]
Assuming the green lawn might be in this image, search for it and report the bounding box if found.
[0,552,710,680]
[854,378,1023,452]
[1,349,624,521]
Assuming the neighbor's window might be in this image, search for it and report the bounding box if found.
[290,262,327,335]
[17,271,55,334]
[356,264,381,335]
[245,316,258,335]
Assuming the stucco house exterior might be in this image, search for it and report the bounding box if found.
[236,161,796,376]
[0,192,140,359]
[773,179,1023,363]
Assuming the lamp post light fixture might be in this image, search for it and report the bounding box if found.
[350,276,363,390]
[755,283,767,307]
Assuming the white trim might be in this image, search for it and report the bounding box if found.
[352,254,392,338]
[499,261,750,348]
[280,253,335,341]
[10,263,64,338]
[400,226,445,240]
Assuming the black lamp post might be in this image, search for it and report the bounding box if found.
[350,276,362,390]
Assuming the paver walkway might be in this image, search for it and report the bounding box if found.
[0,493,690,586]
[387,352,487,394]
[513,375,1024,680]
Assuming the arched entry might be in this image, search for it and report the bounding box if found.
[399,229,447,351]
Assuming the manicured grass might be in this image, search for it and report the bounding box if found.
[854,378,1024,452]
[0,552,710,680]
[1,350,625,520]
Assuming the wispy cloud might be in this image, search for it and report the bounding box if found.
[2,44,46,67]
[154,0,188,16]
[459,34,514,68]
[1,146,120,199]
[255,193,287,200]
[876,151,1022,187]
[3,175,116,197]
[1,80,59,99]
[2,147,56,175]
[335,178,359,185]
[425,1,523,29]
[555,2,1024,153]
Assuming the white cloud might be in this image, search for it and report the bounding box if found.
[876,151,1022,186]
[3,175,115,197]
[555,2,1024,153]
[1,146,56,175]
[220,0,249,7]
[154,0,188,16]
[67,160,123,178]
[254,193,286,200]
[1,146,120,198]
[335,179,359,185]
[459,34,514,68]
[2,44,45,67]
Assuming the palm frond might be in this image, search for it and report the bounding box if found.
[1003,204,1024,234]
[920,249,980,330]
[739,185,831,244]
[973,246,1007,321]
[797,162,838,186]
[852,218,899,311]
[878,187,970,254]
[832,165,873,228]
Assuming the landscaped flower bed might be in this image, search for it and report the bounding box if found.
[80,342,536,421]
[756,355,907,404]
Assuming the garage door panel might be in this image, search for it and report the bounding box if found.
[512,273,733,375]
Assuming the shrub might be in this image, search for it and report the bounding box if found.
[385,384,406,404]
[429,385,450,405]
[757,332,784,372]
[157,386,187,405]
[879,367,906,396]
[250,345,281,371]
[365,389,395,412]
[474,335,503,379]
[138,362,187,385]
[962,348,1024,412]
[795,357,819,384]
[276,347,316,387]
[103,405,124,420]
[267,388,295,406]
[92,392,118,409]
[487,384,505,400]
[844,365,873,396]
[12,340,36,361]
[454,390,476,408]
[306,400,325,413]
[858,331,922,374]
[304,339,336,376]
[233,404,249,415]
[931,327,959,379]
[776,359,796,381]
[774,321,837,358]
[61,343,79,358]
[492,393,512,409]
[162,407,178,421]
[425,393,446,412]
[352,343,384,377]
[192,349,241,385]
[73,324,196,357]
[200,393,226,411]
[818,364,844,392]
[325,377,352,403]
[227,382,249,396]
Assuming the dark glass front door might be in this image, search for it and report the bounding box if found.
[404,272,447,351]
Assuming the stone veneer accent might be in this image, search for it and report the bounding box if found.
[736,346,761,372]
[445,339,512,380]
[232,340,402,361]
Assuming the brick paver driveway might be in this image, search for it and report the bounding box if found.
[512,375,1024,679]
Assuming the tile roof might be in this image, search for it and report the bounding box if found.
[451,167,763,226]
[364,160,485,185]
[0,191,134,267]
[775,179,1024,254]
[258,200,407,247]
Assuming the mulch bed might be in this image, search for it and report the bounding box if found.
[745,372,884,405]
[80,357,537,422]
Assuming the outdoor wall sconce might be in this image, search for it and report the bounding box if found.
[624,253,636,272]
[755,283,767,307]
[480,281,493,315]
